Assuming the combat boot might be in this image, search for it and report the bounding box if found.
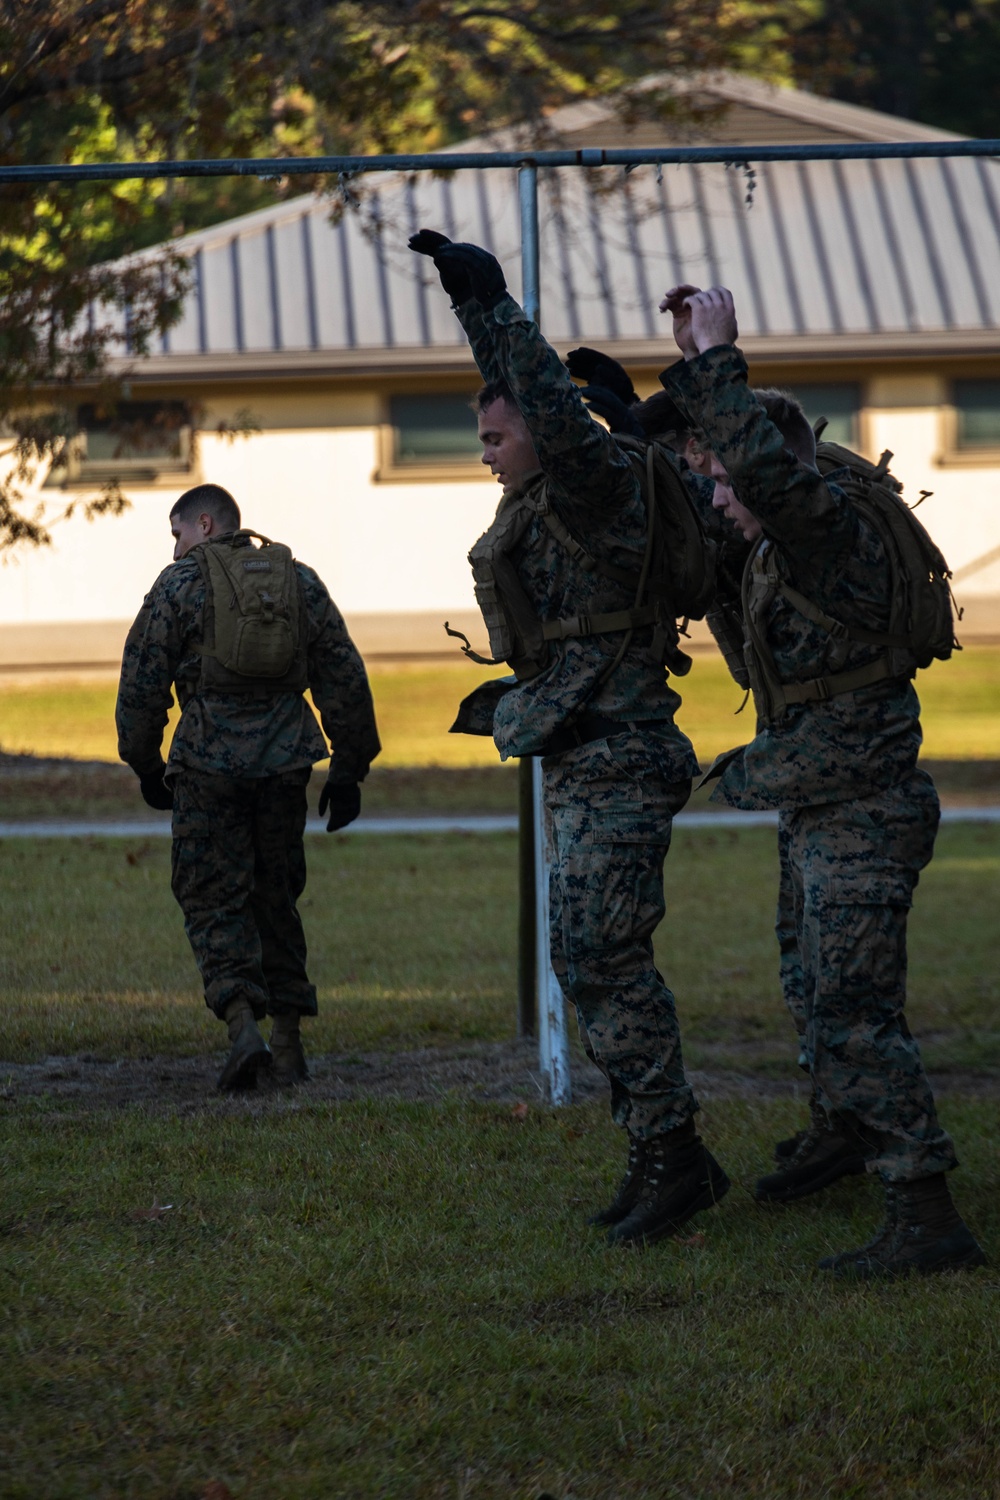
[607,1120,730,1247]
[755,1118,866,1203]
[820,1176,987,1279]
[218,998,271,1092]
[270,1010,309,1085]
[587,1136,646,1228]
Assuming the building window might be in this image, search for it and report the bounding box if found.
[952,380,1000,449]
[792,383,862,448]
[389,393,482,466]
[47,401,192,486]
[376,391,485,482]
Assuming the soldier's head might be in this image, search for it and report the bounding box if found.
[474,380,540,490]
[709,388,816,545]
[632,391,714,479]
[169,484,241,560]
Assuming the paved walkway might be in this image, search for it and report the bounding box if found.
[2,808,999,838]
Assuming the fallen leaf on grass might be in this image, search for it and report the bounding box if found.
[202,1483,234,1500]
[510,1101,530,1120]
[129,1197,174,1222]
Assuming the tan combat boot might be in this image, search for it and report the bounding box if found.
[218,998,271,1092]
[270,1011,309,1085]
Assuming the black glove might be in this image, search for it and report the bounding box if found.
[436,243,507,310]
[319,780,361,832]
[580,385,645,439]
[408,229,474,305]
[138,763,174,812]
[565,347,637,406]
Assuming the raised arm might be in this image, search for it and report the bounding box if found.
[409,230,635,526]
[660,287,856,582]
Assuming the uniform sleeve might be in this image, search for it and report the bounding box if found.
[299,565,381,784]
[115,566,189,775]
[662,347,858,590]
[454,293,637,531]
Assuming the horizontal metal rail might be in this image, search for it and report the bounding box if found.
[2,138,1000,185]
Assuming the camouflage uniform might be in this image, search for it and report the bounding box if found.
[116,537,379,1021]
[456,294,701,1137]
[663,347,956,1182]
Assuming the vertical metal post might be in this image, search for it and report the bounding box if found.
[516,163,541,1043]
[518,163,571,1106]
[516,758,536,1037]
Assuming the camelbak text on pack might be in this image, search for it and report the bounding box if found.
[448,441,716,684]
[194,530,309,693]
[742,438,959,726]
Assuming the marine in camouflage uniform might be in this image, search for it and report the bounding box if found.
[116,484,379,1090]
[660,286,984,1276]
[409,230,730,1247]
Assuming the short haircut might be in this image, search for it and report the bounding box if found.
[170,483,241,532]
[474,379,517,414]
[755,388,817,467]
[632,391,700,447]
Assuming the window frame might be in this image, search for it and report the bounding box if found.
[375,391,489,483]
[937,378,1000,466]
[46,401,195,489]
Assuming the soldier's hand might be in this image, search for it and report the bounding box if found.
[685,286,739,355]
[319,779,361,832]
[580,385,645,438]
[659,283,702,359]
[434,243,507,310]
[409,228,475,304]
[565,347,638,405]
[138,763,174,811]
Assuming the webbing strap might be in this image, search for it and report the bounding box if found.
[780,654,895,705]
[540,508,639,590]
[541,604,657,642]
[777,581,908,650]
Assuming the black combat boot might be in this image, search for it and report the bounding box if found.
[218,998,271,1092]
[819,1176,987,1278]
[270,1010,309,1085]
[587,1136,646,1228]
[607,1120,730,1247]
[755,1113,866,1203]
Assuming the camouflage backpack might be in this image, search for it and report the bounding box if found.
[742,434,959,724]
[814,436,959,674]
[194,530,309,693]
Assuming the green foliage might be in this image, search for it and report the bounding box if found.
[0,0,779,553]
[786,0,1000,136]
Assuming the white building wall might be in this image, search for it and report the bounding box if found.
[0,425,500,632]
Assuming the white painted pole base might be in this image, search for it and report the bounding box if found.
[532,755,571,1106]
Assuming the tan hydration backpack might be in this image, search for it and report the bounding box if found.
[194,530,309,693]
[743,432,960,725]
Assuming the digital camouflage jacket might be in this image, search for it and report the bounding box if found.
[456,292,699,778]
[662,347,923,811]
[116,537,380,783]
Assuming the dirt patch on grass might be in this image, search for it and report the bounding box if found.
[1,1041,992,1119]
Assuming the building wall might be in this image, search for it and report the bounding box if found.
[2,369,998,670]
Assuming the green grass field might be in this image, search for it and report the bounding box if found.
[2,826,999,1498]
[2,644,999,767]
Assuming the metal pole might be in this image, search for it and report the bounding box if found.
[519,164,571,1107]
[5,137,1000,184]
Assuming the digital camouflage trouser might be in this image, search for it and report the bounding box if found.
[170,767,319,1021]
[543,732,696,1139]
[775,767,956,1182]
